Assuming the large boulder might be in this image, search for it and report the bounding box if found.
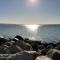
[14,35,24,41]
[15,40,32,51]
[0,41,23,54]
[14,51,38,60]
[35,56,52,60]
[0,38,7,45]
[47,49,60,60]
[0,51,39,60]
[13,35,32,51]
[40,48,48,55]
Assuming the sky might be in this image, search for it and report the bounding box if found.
[0,0,60,24]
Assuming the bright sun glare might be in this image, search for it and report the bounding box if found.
[26,0,38,6]
[29,0,37,3]
[25,25,39,31]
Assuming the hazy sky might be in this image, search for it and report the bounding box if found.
[0,0,60,24]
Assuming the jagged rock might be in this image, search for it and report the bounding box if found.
[0,51,39,60]
[14,35,24,41]
[15,40,32,51]
[47,49,60,60]
[11,51,39,60]
[0,38,7,45]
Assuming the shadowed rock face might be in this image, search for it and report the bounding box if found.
[1,35,60,60]
[0,41,23,54]
[0,35,32,54]
[0,51,39,60]
[0,38,7,45]
[14,35,32,51]
[15,35,24,41]
[14,51,39,60]
[47,49,60,60]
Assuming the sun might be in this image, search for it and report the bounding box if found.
[26,0,38,6]
[25,25,39,31]
[29,0,37,3]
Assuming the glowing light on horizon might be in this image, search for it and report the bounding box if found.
[25,25,39,31]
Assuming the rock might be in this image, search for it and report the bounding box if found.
[35,56,52,60]
[47,49,60,60]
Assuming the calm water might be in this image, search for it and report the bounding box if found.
[0,24,60,43]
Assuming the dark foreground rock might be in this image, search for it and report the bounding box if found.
[47,49,60,60]
[0,51,39,60]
